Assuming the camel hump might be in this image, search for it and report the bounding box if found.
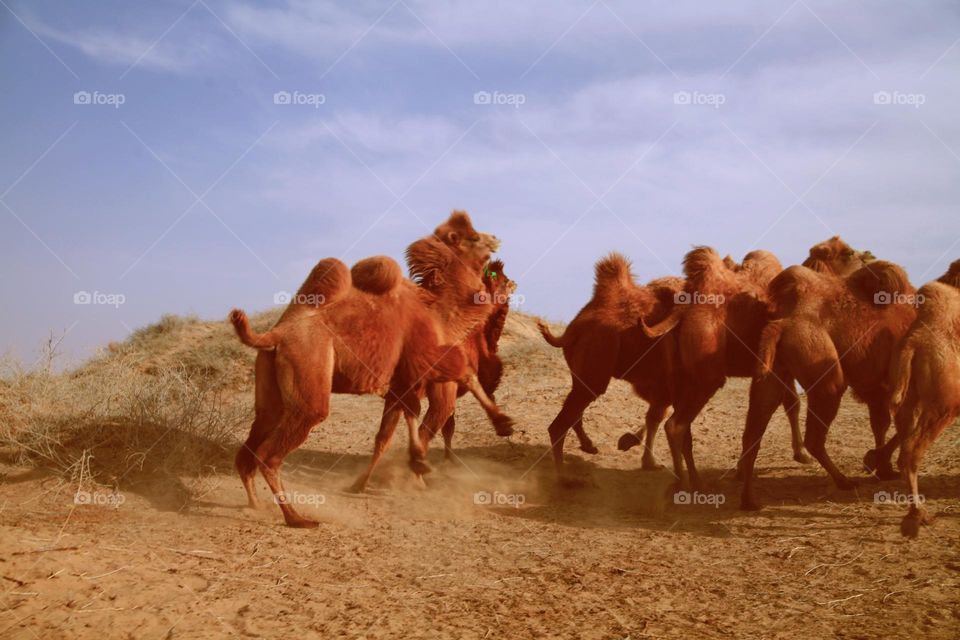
[593,252,634,294]
[683,246,723,280]
[296,258,351,304]
[847,260,913,305]
[768,264,820,312]
[917,281,960,319]
[351,255,403,295]
[938,258,960,289]
[740,250,782,285]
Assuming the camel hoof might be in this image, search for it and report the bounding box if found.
[285,516,320,529]
[835,476,858,490]
[558,475,587,489]
[793,451,813,465]
[579,442,599,455]
[617,433,641,451]
[900,509,932,538]
[875,466,900,481]
[347,480,367,494]
[641,457,664,471]
[409,459,433,476]
[493,415,515,437]
[863,449,880,473]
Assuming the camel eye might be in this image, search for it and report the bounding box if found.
[469,234,480,242]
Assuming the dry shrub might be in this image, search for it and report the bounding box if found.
[0,318,252,495]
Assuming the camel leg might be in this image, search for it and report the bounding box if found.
[616,403,668,470]
[254,410,327,529]
[864,395,898,480]
[663,414,687,489]
[782,380,811,464]
[406,410,432,477]
[441,414,456,460]
[236,410,277,509]
[350,402,402,493]
[547,387,594,480]
[572,417,599,454]
[238,351,283,509]
[463,374,514,436]
[418,382,456,458]
[899,409,953,537]
[739,374,784,510]
[803,381,853,490]
[640,403,668,470]
[666,388,714,492]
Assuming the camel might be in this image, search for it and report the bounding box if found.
[415,260,515,461]
[348,222,518,493]
[229,211,512,527]
[888,259,960,537]
[638,237,872,493]
[738,259,917,510]
[535,253,684,479]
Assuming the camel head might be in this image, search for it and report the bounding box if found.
[803,236,873,277]
[483,259,517,302]
[434,210,501,271]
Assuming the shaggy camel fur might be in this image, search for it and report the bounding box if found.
[640,237,872,492]
[739,259,917,510]
[888,259,960,537]
[536,254,684,479]
[416,260,516,460]
[349,217,516,493]
[230,212,510,526]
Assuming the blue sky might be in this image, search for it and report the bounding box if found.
[1,0,959,366]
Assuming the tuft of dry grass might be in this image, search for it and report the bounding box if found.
[0,314,259,495]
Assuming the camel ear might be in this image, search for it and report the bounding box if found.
[445,230,460,246]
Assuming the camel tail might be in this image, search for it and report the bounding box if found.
[537,320,566,348]
[889,337,916,413]
[757,320,783,377]
[229,309,280,351]
[641,306,682,338]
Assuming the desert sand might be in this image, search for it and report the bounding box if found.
[1,312,958,639]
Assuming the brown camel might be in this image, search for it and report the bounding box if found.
[230,211,511,526]
[535,253,684,480]
[639,237,872,492]
[416,260,516,461]
[738,259,917,510]
[888,259,960,537]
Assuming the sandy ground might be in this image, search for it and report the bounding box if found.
[1,315,958,639]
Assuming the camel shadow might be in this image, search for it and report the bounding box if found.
[259,440,960,538]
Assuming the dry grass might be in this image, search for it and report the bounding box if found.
[0,313,267,495]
